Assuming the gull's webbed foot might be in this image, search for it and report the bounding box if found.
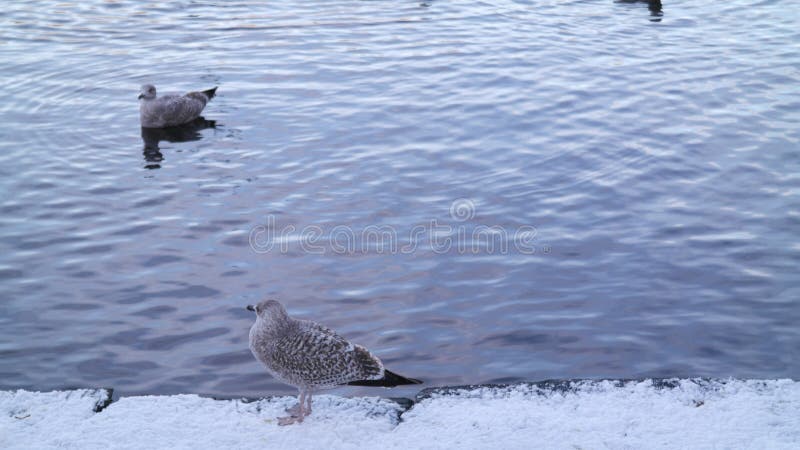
[278,415,302,426]
[277,390,310,425]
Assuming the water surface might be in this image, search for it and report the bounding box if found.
[0,0,798,397]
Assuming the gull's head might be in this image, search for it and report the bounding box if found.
[246,299,289,323]
[138,84,157,100]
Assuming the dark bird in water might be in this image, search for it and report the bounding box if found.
[138,84,217,128]
[247,299,422,425]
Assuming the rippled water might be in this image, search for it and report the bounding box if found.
[1,1,798,398]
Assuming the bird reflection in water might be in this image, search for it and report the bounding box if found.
[615,0,663,21]
[141,117,216,169]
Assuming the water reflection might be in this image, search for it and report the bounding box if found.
[140,117,216,169]
[616,0,663,21]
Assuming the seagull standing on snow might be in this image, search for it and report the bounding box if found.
[138,84,217,128]
[247,299,422,425]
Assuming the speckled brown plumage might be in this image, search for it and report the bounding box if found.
[247,299,421,425]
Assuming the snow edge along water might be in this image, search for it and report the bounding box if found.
[4,377,797,416]
[3,378,799,449]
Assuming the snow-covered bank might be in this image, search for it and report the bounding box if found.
[2,379,798,449]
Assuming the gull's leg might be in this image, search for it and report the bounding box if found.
[305,391,313,416]
[285,390,303,415]
[295,390,307,423]
[278,391,305,426]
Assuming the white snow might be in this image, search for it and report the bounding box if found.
[2,379,798,449]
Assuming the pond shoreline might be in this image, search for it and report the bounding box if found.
[3,378,798,449]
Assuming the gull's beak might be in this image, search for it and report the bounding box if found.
[137,94,144,100]
[246,305,255,312]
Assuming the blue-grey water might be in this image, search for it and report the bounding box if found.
[0,1,798,398]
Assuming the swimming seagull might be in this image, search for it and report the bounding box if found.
[247,299,422,425]
[138,84,217,128]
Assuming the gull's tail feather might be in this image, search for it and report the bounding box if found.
[347,370,423,387]
[202,87,218,100]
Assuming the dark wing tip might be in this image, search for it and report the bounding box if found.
[385,369,423,385]
[346,369,422,387]
[202,87,218,100]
